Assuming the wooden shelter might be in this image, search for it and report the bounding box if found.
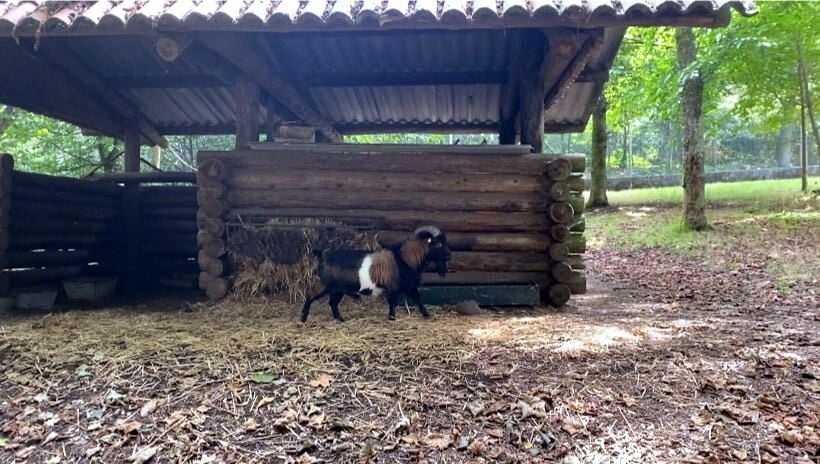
[0,0,755,305]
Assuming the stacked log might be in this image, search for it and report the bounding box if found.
[196,159,230,299]
[198,147,586,306]
[140,185,198,279]
[0,157,125,292]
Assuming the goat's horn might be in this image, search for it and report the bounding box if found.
[414,225,441,237]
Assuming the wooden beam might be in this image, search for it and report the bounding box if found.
[544,29,604,113]
[106,74,227,89]
[156,121,501,136]
[37,42,168,148]
[303,71,509,87]
[124,120,141,173]
[499,30,526,145]
[519,32,550,153]
[0,40,124,138]
[233,76,261,149]
[198,34,342,143]
[576,67,610,83]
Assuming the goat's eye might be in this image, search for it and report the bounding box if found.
[427,238,432,244]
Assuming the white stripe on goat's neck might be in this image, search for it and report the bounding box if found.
[358,255,383,296]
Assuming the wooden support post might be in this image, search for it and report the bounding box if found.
[234,77,261,149]
[0,154,12,294]
[122,122,141,291]
[518,32,548,153]
[263,98,284,142]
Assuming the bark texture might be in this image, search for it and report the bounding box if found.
[675,27,708,230]
[587,94,609,208]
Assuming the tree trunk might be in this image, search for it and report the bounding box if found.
[775,125,793,167]
[587,94,609,208]
[675,27,708,230]
[797,41,820,172]
[800,65,808,192]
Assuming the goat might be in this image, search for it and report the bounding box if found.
[300,226,451,323]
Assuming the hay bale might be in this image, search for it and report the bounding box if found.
[228,219,378,304]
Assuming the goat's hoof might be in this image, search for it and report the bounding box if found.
[334,317,345,323]
[388,315,396,321]
[421,314,431,319]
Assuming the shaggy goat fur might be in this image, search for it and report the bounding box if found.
[301,226,451,322]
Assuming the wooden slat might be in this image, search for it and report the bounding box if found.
[226,169,549,194]
[227,189,549,212]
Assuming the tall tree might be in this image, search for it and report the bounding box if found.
[676,27,708,230]
[587,95,609,208]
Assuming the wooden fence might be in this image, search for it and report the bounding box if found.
[0,154,198,296]
[0,154,124,292]
[196,145,586,305]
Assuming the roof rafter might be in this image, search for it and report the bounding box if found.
[38,41,168,147]
[197,34,342,143]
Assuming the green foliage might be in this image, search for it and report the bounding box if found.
[0,105,121,176]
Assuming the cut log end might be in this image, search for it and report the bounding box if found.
[545,158,572,181]
[548,243,569,262]
[547,181,569,202]
[550,262,574,283]
[546,283,571,307]
[547,202,575,224]
[550,225,570,242]
[205,277,229,300]
[198,159,229,182]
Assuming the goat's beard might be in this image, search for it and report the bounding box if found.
[434,260,448,277]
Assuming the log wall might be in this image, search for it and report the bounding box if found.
[0,154,125,291]
[197,145,586,306]
[140,185,199,280]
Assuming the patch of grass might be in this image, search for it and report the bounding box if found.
[601,177,820,208]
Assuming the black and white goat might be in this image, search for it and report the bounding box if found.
[301,226,451,323]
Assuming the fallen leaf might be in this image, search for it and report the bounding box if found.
[466,401,485,417]
[243,418,259,431]
[780,430,803,445]
[456,434,471,450]
[46,457,61,464]
[518,400,547,419]
[297,453,319,464]
[117,420,143,435]
[249,372,278,384]
[128,446,158,464]
[422,433,452,450]
[76,365,92,378]
[85,447,101,458]
[731,449,748,460]
[487,428,504,439]
[401,433,420,445]
[561,418,584,435]
[309,373,333,388]
[467,439,487,456]
[140,400,158,417]
[42,431,59,445]
[33,393,48,403]
[104,389,125,403]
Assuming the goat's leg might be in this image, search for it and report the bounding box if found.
[406,288,430,318]
[386,292,399,320]
[329,292,345,322]
[301,288,329,323]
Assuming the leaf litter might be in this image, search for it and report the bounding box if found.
[0,205,818,463]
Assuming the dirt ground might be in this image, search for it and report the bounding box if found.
[0,207,818,464]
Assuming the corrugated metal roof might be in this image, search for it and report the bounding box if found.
[0,0,756,35]
[0,0,756,138]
